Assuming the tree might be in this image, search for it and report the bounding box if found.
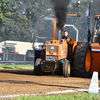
[0,0,99,42]
[0,0,12,23]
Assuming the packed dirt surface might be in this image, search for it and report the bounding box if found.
[0,69,100,95]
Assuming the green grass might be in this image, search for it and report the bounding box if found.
[11,93,100,100]
[0,65,34,69]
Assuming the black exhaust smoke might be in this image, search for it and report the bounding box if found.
[51,0,71,30]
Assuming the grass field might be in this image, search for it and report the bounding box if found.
[0,65,34,69]
[11,93,100,100]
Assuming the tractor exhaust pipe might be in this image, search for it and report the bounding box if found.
[59,30,62,44]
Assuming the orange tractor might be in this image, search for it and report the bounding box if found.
[34,0,100,78]
[34,16,92,77]
[91,15,100,75]
[34,0,93,78]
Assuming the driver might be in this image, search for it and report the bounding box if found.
[62,30,71,42]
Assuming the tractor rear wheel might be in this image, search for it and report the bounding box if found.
[63,59,71,77]
[34,58,42,75]
[72,42,92,77]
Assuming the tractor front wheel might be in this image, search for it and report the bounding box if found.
[34,58,42,75]
[63,59,71,78]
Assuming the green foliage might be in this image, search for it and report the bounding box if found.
[0,65,34,69]
[66,0,100,42]
[66,1,90,42]
[0,0,12,22]
[11,93,100,100]
[0,0,100,42]
[0,0,53,42]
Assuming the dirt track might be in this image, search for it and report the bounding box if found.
[0,69,100,95]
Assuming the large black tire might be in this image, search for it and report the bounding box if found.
[72,42,92,77]
[34,58,42,75]
[63,59,71,78]
[34,50,41,62]
[40,49,45,60]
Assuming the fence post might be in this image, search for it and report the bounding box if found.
[24,55,26,61]
[3,53,5,60]
[14,54,15,61]
[6,53,8,60]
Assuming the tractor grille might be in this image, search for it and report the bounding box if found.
[46,56,58,59]
[47,46,58,51]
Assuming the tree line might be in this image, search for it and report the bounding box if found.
[0,0,99,42]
